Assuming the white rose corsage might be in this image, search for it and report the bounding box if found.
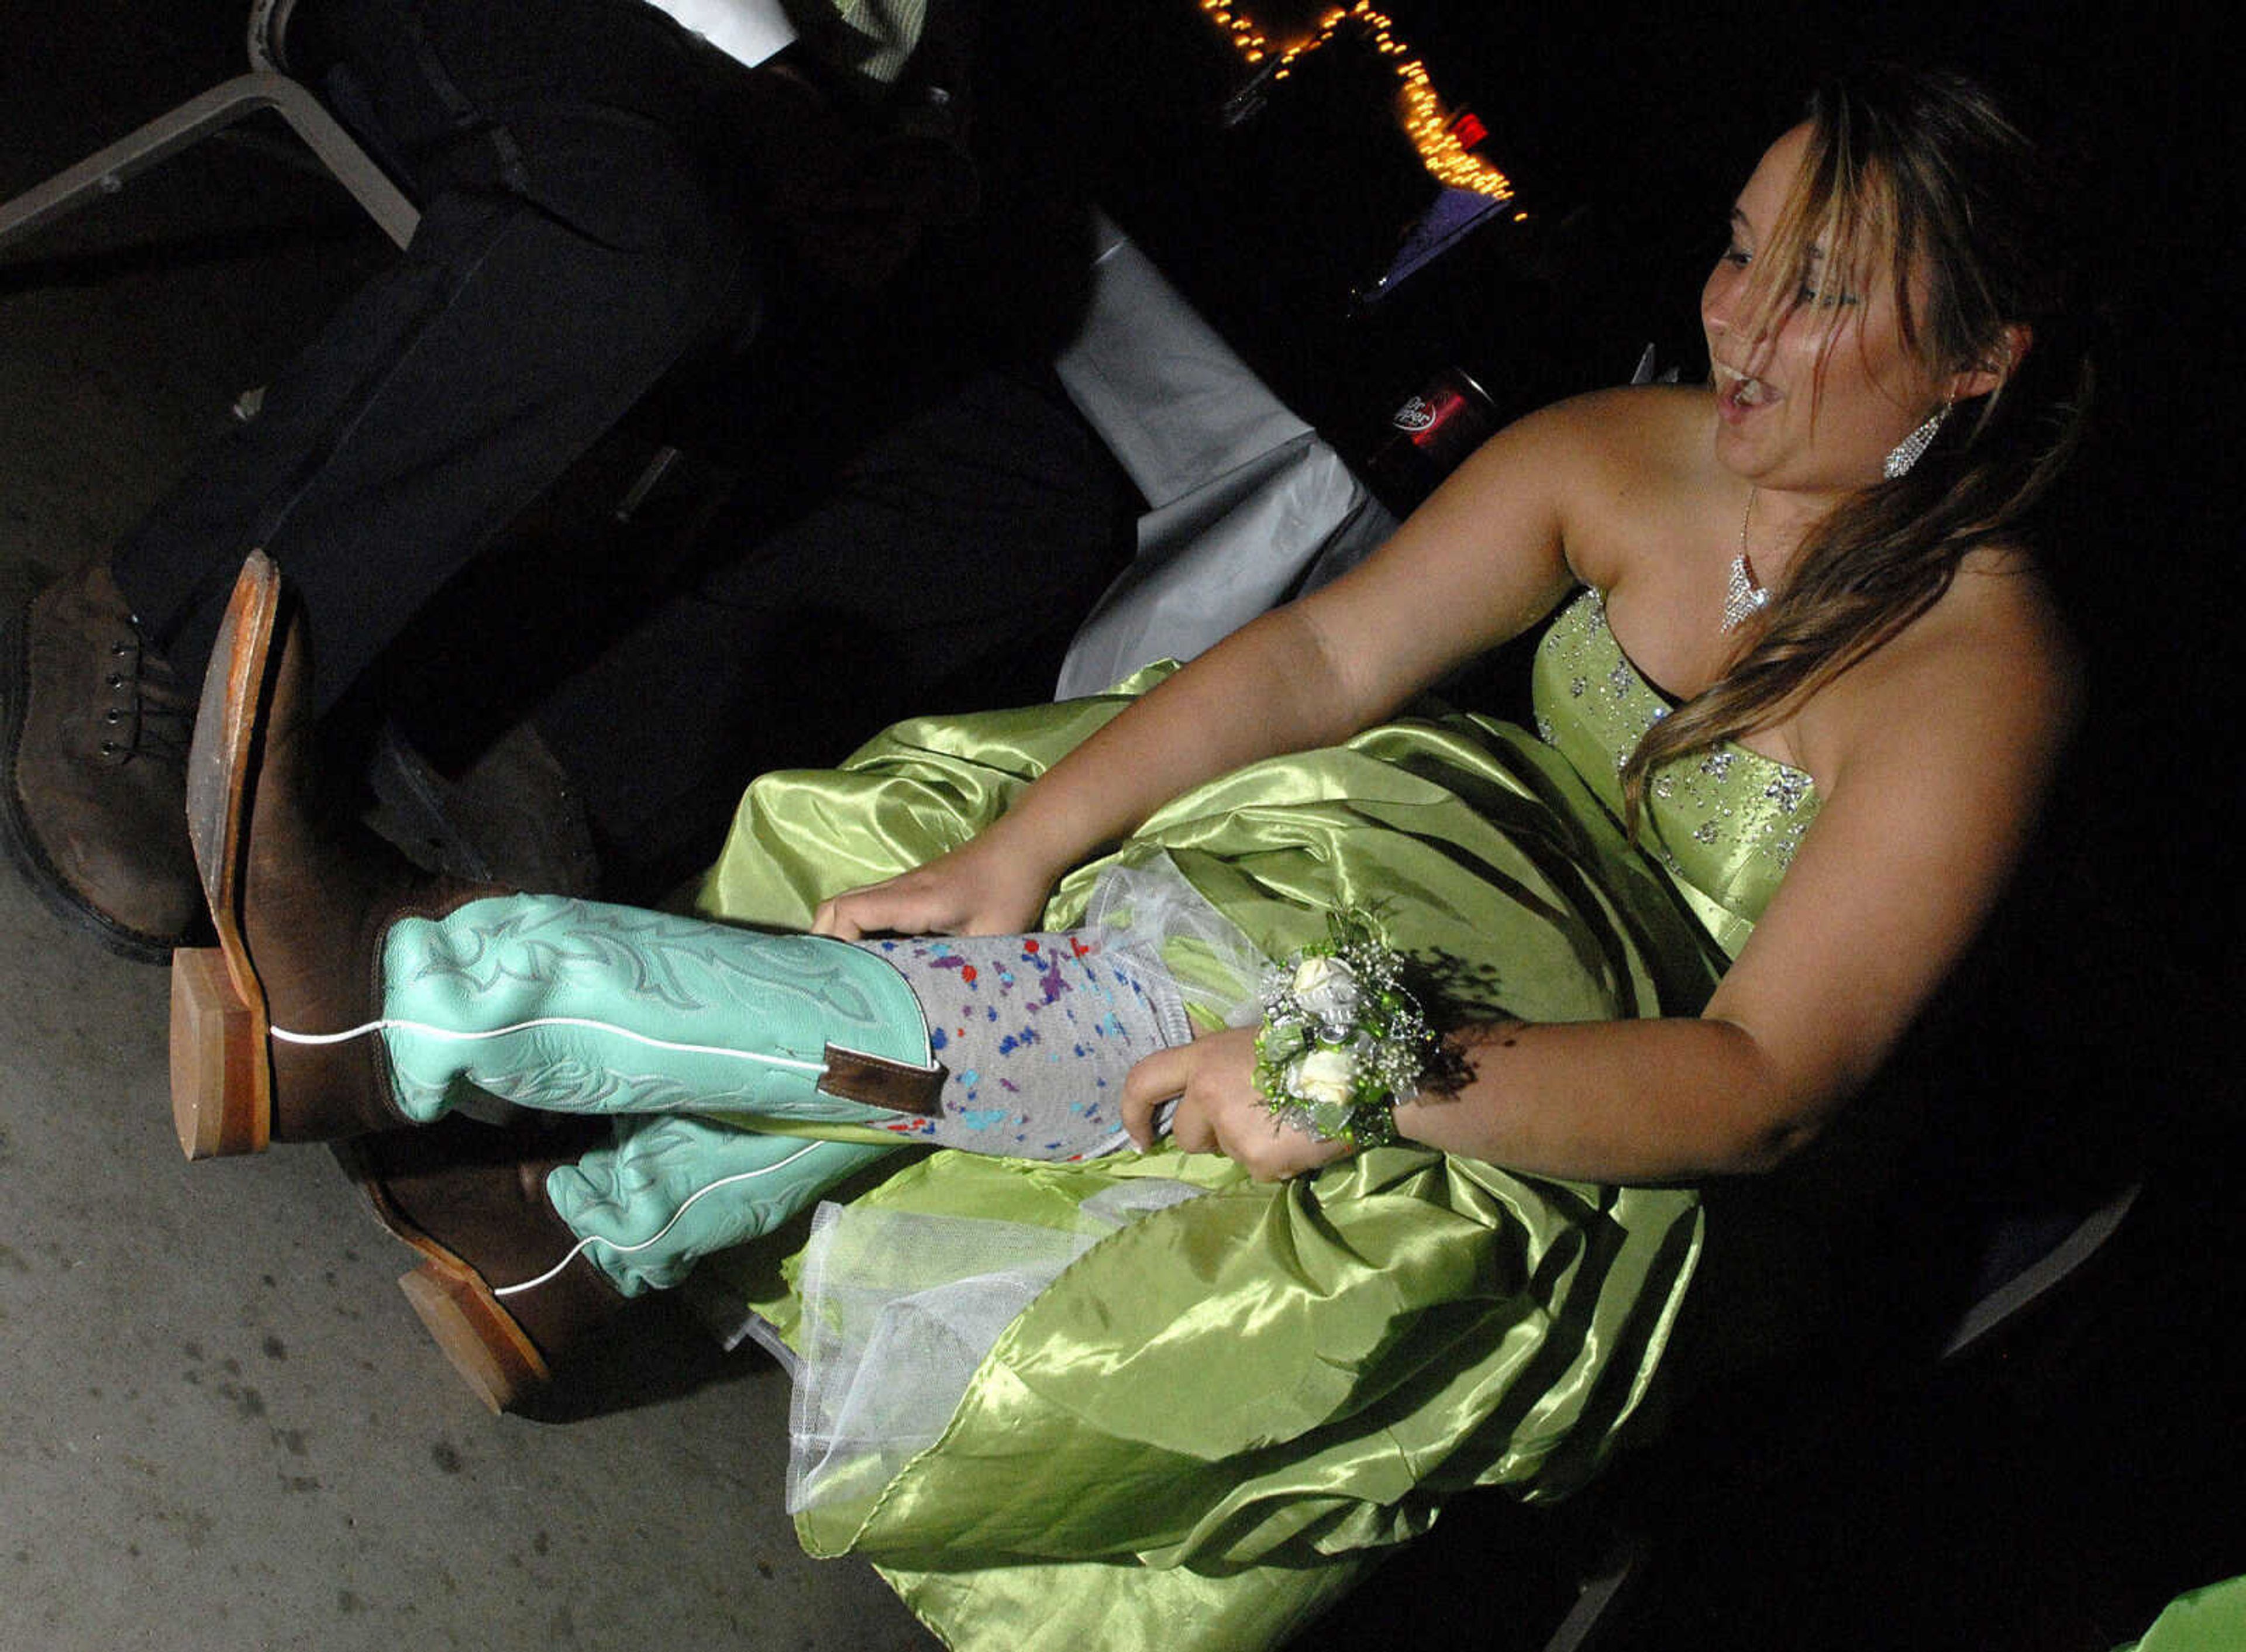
[1252,911,1432,1149]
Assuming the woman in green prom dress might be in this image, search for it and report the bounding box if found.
[168,64,2092,1650]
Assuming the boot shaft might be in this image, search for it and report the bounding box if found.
[381,894,936,1123]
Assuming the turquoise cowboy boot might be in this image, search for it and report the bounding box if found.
[167,556,945,1157]
[544,1116,896,1295]
[366,898,929,1408]
[340,893,928,1415]
[341,1112,895,1411]
[376,892,949,1134]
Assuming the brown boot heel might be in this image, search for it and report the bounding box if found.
[169,945,270,1158]
[397,1262,551,1415]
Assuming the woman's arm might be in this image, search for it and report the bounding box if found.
[1124,561,2080,1182]
[811,393,1625,939]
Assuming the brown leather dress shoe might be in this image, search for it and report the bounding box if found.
[1,559,201,960]
[339,1118,632,1414]
[170,552,490,1157]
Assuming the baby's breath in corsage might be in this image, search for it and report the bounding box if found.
[1252,911,1433,1149]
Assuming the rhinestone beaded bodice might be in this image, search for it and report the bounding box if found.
[1531,587,1818,957]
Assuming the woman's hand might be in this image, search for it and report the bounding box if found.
[811,837,1055,940]
[1121,1026,1356,1182]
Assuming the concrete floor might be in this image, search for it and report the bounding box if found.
[0,16,931,1650]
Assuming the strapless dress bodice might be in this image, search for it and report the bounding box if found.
[1533,587,1821,957]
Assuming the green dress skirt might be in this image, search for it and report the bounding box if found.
[687,588,1821,1649]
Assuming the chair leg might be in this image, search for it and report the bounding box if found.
[1541,1526,1644,1652]
[1937,1179,2142,1362]
[0,70,418,254]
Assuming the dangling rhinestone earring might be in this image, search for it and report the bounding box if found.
[1883,398,1952,480]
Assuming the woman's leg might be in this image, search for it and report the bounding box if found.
[169,554,1191,1411]
[376,896,1189,1161]
[167,558,1186,1160]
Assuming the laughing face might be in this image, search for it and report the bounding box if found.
[1701,124,1972,500]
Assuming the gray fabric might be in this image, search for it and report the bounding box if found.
[1053,218,1396,698]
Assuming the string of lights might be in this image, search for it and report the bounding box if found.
[1195,1,1519,202]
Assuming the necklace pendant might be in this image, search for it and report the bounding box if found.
[1721,551,1769,632]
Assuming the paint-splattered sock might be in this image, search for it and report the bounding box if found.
[853,932,1191,1160]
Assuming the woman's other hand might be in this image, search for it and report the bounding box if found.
[811,839,1053,939]
[1122,1027,1356,1182]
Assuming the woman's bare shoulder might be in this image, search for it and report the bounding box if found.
[1806,549,2082,781]
[1409,384,1708,550]
[1894,549,2075,703]
[1507,385,1715,584]
[1514,382,1713,468]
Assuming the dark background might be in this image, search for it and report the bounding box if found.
[4,2,2235,1647]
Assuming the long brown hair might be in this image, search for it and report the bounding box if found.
[1621,64,2093,829]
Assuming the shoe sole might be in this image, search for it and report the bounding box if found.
[169,553,283,1158]
[0,562,185,964]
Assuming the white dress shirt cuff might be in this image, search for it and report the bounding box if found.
[642,0,798,70]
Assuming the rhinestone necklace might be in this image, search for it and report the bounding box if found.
[1722,488,1771,632]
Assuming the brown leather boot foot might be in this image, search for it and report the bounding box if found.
[171,553,491,1158]
[340,1119,632,1414]
[1,558,200,960]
